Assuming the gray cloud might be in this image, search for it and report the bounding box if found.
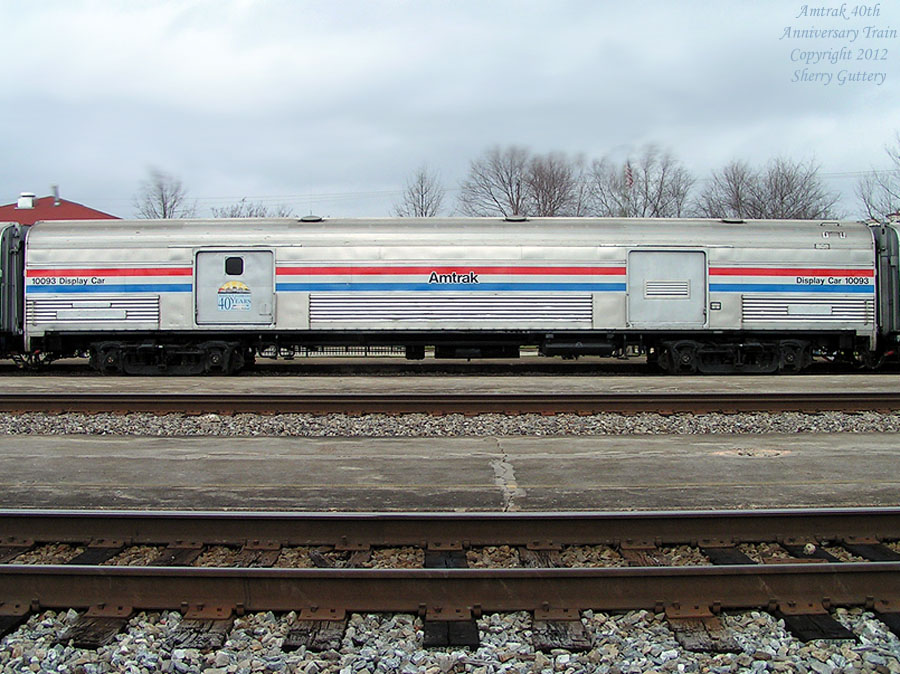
[1,0,897,218]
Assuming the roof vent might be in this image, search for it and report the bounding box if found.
[17,192,36,209]
[720,218,744,224]
[504,214,528,222]
[300,215,323,223]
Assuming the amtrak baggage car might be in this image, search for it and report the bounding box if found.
[15,217,900,374]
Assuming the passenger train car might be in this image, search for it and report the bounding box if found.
[0,216,898,374]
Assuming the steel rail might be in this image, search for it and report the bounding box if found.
[1,563,899,617]
[3,508,900,548]
[1,391,900,414]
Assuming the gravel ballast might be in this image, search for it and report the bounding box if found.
[2,607,899,674]
[1,411,899,437]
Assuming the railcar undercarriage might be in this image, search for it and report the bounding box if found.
[651,338,814,374]
[17,328,886,377]
[17,328,884,376]
[88,340,252,375]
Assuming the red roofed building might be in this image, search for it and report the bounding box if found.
[0,191,119,226]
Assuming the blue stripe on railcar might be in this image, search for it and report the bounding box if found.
[710,283,874,294]
[26,284,193,294]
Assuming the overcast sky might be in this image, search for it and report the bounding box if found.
[1,0,898,218]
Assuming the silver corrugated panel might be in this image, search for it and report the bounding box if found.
[26,296,160,325]
[742,296,874,323]
[644,280,690,298]
[310,294,593,322]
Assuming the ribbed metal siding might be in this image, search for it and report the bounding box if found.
[309,294,593,322]
[26,296,160,325]
[742,296,874,323]
[644,280,690,298]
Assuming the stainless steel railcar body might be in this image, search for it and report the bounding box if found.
[20,217,891,373]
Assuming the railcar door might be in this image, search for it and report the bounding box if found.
[195,250,274,325]
[627,250,706,327]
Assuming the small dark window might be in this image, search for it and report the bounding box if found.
[225,256,243,275]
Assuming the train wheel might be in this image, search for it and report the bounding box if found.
[228,347,246,374]
[666,340,700,374]
[199,341,245,375]
[778,340,812,373]
[201,342,228,374]
[89,342,123,375]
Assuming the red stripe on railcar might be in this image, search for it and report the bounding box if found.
[26,268,193,277]
[710,268,874,277]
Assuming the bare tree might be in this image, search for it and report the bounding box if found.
[588,145,695,217]
[697,157,838,219]
[525,152,591,216]
[211,198,294,218]
[392,165,445,217]
[458,146,530,217]
[133,168,196,219]
[857,134,900,221]
[694,160,755,218]
[751,157,838,219]
[458,146,591,217]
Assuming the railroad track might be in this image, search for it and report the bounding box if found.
[2,508,900,650]
[1,391,900,415]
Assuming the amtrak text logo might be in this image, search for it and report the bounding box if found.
[428,271,479,284]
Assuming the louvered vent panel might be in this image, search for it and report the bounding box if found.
[644,280,690,298]
[27,296,160,325]
[310,294,593,323]
[742,296,874,323]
